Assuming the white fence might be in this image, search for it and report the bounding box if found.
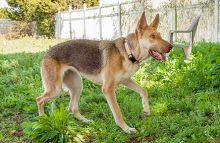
[55,0,220,42]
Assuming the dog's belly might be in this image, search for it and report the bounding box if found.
[61,65,102,85]
[81,73,102,85]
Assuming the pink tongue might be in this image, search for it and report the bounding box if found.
[152,50,164,60]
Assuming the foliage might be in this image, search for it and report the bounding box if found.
[6,0,99,37]
[6,0,68,37]
[23,103,92,143]
[0,39,219,142]
[34,0,68,37]
[161,0,211,8]
[70,0,99,9]
[134,42,220,93]
[23,103,69,142]
[4,21,36,39]
[0,8,8,18]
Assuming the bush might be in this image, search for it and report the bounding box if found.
[4,21,36,39]
[23,103,92,143]
[6,0,99,37]
[134,42,220,93]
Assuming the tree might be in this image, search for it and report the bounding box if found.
[33,0,68,37]
[161,0,210,8]
[70,0,99,9]
[6,0,68,37]
[0,8,8,18]
[6,0,99,37]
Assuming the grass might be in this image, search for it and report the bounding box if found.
[0,38,219,143]
[0,37,65,54]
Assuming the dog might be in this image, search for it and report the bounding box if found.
[36,12,172,134]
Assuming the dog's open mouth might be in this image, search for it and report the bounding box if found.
[149,50,166,61]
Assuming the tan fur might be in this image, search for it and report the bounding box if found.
[36,12,172,134]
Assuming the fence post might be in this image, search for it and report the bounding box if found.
[99,3,102,40]
[214,0,219,42]
[141,0,145,12]
[55,12,58,39]
[55,10,61,39]
[69,5,72,39]
[168,8,174,40]
[173,6,177,41]
[118,3,122,37]
[83,3,87,39]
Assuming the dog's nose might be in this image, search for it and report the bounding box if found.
[168,44,173,50]
[166,44,173,53]
[165,44,173,53]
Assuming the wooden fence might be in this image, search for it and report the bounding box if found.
[54,0,219,42]
[0,18,13,35]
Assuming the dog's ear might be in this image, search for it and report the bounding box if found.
[150,14,159,29]
[136,12,148,35]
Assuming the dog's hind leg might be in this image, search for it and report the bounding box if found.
[63,70,91,123]
[36,58,62,115]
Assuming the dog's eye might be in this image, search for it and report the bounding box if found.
[150,34,156,39]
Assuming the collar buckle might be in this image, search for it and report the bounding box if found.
[125,40,138,63]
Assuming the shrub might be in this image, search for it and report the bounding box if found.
[4,21,36,39]
[23,103,92,143]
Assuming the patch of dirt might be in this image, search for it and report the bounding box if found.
[145,135,155,142]
[11,128,24,137]
[12,112,22,124]
[128,136,140,143]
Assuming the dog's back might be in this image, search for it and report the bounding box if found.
[45,39,102,74]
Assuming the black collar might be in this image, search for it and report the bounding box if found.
[124,39,138,63]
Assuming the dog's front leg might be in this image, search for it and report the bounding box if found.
[123,79,150,116]
[102,83,137,134]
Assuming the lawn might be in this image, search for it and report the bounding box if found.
[0,38,219,143]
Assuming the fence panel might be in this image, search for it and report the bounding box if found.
[55,0,219,43]
[218,0,220,41]
[175,3,214,42]
[0,19,13,35]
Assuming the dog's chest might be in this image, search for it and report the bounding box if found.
[119,63,139,81]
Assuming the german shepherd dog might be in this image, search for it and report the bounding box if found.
[36,12,172,134]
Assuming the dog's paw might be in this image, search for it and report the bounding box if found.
[144,110,150,116]
[125,127,137,134]
[74,112,93,123]
[144,111,150,116]
[82,118,93,123]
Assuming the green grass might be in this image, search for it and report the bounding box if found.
[0,39,219,142]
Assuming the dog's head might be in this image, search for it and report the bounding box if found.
[132,12,172,61]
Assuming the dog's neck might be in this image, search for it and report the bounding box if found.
[125,39,138,63]
[125,33,140,63]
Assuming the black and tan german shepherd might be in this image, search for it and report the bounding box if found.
[36,12,172,133]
